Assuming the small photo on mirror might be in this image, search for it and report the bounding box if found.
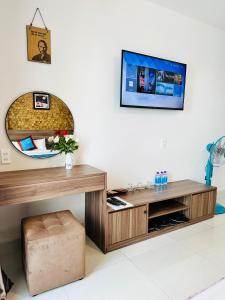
[33,93,50,110]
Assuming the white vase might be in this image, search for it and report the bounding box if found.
[65,153,73,170]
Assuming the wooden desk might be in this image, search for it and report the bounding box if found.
[0,164,108,252]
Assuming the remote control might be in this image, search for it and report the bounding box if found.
[111,197,126,206]
[107,198,120,206]
[107,197,126,206]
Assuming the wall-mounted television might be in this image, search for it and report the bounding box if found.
[120,50,187,110]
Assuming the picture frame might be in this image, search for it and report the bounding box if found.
[26,25,51,64]
[33,92,50,110]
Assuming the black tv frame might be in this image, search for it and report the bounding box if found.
[120,49,187,111]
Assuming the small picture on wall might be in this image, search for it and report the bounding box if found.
[33,93,50,110]
[26,25,51,64]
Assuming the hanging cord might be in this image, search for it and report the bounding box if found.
[29,8,48,31]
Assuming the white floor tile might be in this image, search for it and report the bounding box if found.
[180,226,225,253]
[129,240,196,277]
[201,215,225,227]
[64,260,170,300]
[167,222,212,241]
[120,235,174,258]
[86,239,127,274]
[197,240,225,270]
[152,254,224,300]
[31,287,68,300]
[191,278,225,300]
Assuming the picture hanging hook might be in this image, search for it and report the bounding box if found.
[29,8,48,32]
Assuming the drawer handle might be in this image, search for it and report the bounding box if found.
[144,210,147,214]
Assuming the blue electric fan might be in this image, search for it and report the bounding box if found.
[205,136,225,214]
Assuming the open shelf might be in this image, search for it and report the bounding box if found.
[148,212,190,233]
[149,200,188,219]
[148,220,190,236]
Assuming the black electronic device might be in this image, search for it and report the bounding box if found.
[120,50,186,110]
[107,197,127,206]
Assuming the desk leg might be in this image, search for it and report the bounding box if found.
[85,190,107,253]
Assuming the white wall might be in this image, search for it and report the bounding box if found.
[0,0,225,243]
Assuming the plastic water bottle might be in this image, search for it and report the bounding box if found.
[155,172,161,186]
[164,171,168,185]
[160,171,164,185]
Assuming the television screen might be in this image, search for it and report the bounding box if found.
[120,50,186,110]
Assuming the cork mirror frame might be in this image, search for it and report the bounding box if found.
[5,92,74,159]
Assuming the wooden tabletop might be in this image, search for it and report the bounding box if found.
[0,165,106,206]
[107,180,216,212]
[0,165,105,188]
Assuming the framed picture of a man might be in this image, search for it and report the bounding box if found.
[26,25,51,64]
[33,93,50,110]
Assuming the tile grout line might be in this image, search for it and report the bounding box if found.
[118,249,173,300]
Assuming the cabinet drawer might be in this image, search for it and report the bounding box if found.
[190,191,216,220]
[108,205,148,245]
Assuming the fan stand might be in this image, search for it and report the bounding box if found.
[205,160,225,215]
[205,159,213,186]
[215,203,225,214]
[205,138,225,215]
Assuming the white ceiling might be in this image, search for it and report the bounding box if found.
[148,0,225,31]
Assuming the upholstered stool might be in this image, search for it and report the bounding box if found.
[22,210,85,296]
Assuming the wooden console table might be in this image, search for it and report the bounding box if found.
[0,165,108,252]
[0,166,217,254]
[106,180,217,252]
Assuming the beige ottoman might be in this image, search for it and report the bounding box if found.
[22,210,85,296]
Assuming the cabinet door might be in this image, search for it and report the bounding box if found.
[108,205,148,245]
[190,191,216,220]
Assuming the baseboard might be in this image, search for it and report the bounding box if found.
[217,190,225,202]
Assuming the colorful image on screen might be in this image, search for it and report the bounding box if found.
[121,50,186,110]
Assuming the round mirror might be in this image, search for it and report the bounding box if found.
[5,92,74,159]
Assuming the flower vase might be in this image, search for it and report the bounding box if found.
[65,153,73,170]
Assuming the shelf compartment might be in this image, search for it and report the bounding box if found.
[148,220,190,235]
[149,200,188,219]
[148,212,190,233]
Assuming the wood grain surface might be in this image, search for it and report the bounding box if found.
[107,180,216,213]
[0,164,106,206]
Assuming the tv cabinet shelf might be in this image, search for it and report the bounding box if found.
[101,180,217,253]
[148,200,188,219]
[148,220,191,236]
